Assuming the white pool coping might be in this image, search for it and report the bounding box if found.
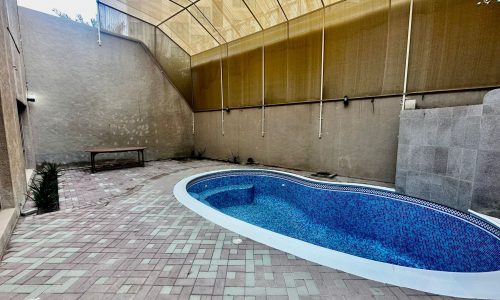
[173,169,500,299]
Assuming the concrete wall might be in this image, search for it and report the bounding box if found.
[410,90,488,109]
[471,90,500,217]
[195,97,401,183]
[0,0,30,209]
[395,105,482,212]
[0,0,33,257]
[19,8,193,165]
[395,89,500,217]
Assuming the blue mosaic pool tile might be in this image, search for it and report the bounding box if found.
[187,170,500,273]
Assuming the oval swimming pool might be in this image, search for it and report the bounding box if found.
[174,169,500,298]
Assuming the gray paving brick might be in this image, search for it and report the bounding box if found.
[0,160,446,299]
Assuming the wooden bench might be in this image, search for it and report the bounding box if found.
[84,147,146,173]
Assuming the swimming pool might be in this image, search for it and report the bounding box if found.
[174,169,500,299]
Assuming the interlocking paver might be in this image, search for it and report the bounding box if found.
[0,160,452,299]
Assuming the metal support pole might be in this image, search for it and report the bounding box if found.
[318,9,325,139]
[96,1,102,46]
[402,0,414,111]
[220,46,225,136]
[192,112,195,135]
[261,32,265,137]
[190,55,195,135]
[286,22,289,102]
[154,26,157,57]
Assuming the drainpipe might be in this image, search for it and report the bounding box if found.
[96,1,102,46]
[318,9,325,139]
[402,0,414,111]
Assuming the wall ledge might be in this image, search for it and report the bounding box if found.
[0,208,20,259]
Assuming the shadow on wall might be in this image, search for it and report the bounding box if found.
[396,89,500,217]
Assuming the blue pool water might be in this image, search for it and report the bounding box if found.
[187,171,500,273]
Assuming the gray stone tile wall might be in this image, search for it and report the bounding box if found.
[396,89,500,216]
[472,90,500,217]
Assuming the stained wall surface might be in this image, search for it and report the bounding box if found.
[19,8,193,164]
[194,97,401,183]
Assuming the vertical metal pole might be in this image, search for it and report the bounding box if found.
[286,22,289,102]
[192,112,195,135]
[190,55,195,135]
[402,0,414,111]
[96,1,102,46]
[261,32,265,137]
[220,46,225,136]
[318,8,325,139]
[154,26,157,57]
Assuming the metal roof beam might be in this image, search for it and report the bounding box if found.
[275,0,288,21]
[241,0,263,30]
[189,3,228,44]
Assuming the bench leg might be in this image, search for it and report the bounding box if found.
[141,150,145,167]
[90,153,96,173]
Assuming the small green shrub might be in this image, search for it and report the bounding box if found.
[28,162,61,214]
[191,147,206,160]
[229,152,240,164]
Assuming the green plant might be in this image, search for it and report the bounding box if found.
[229,152,240,164]
[191,147,206,160]
[28,162,61,214]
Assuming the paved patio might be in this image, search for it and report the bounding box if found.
[0,160,454,299]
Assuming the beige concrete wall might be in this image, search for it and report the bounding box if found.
[0,0,33,257]
[411,90,488,109]
[195,97,401,183]
[19,8,193,165]
[0,0,29,210]
[194,88,490,184]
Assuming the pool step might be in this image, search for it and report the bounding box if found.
[199,184,255,208]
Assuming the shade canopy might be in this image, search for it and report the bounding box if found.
[99,0,344,55]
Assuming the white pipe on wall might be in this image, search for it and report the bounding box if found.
[318,9,325,139]
[261,32,265,137]
[96,1,102,46]
[220,46,224,136]
[190,56,195,135]
[192,112,195,135]
[402,0,414,111]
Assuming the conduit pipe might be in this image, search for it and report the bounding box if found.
[192,112,195,135]
[96,1,102,46]
[402,0,414,111]
[261,32,265,137]
[318,9,325,139]
[220,46,225,136]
